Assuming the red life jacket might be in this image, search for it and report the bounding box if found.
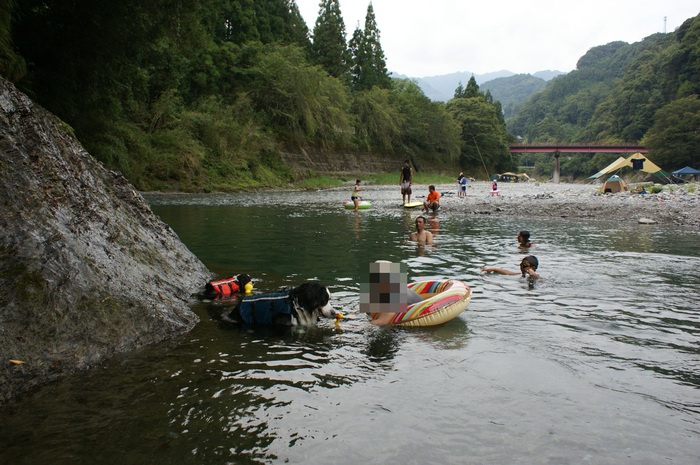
[206,276,241,296]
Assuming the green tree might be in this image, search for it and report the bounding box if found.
[311,0,350,78]
[285,0,312,52]
[392,78,460,159]
[642,95,700,170]
[350,3,391,91]
[351,87,401,152]
[248,44,351,147]
[454,82,465,99]
[446,97,514,174]
[0,0,25,81]
[464,76,480,98]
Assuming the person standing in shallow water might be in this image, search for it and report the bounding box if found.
[351,179,364,210]
[400,160,413,204]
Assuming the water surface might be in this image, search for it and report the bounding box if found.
[1,187,699,465]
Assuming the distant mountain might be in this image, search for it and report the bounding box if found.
[481,74,550,120]
[391,69,566,103]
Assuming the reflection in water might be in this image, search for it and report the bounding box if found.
[427,214,440,236]
[1,189,699,465]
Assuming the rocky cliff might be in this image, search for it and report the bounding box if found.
[0,79,212,403]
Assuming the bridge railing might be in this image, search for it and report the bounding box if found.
[509,143,647,153]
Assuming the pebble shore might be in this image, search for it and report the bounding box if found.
[371,181,700,227]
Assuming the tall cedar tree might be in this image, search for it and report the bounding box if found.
[453,77,479,98]
[350,3,391,91]
[220,0,309,46]
[285,0,312,53]
[311,0,350,78]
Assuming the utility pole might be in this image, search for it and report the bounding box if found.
[664,16,667,33]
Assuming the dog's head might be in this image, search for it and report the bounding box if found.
[289,282,334,326]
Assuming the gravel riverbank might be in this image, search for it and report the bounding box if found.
[367,181,700,228]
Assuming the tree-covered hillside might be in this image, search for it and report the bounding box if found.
[480,74,548,122]
[510,15,700,178]
[2,1,698,186]
[1,0,514,190]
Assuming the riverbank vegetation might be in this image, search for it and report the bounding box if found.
[1,1,699,189]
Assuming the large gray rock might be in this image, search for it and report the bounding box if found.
[0,79,212,402]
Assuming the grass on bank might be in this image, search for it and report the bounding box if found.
[295,172,461,190]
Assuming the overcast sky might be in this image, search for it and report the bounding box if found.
[295,1,699,77]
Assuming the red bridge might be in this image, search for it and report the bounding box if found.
[509,143,647,154]
[509,143,648,182]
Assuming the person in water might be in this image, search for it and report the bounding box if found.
[517,230,535,249]
[400,160,413,204]
[481,255,540,280]
[351,179,365,210]
[361,260,423,326]
[409,215,434,244]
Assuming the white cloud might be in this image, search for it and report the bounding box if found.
[295,0,699,77]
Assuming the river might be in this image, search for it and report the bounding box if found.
[1,186,699,465]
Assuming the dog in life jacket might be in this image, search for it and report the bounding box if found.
[228,282,335,326]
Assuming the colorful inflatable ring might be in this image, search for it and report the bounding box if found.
[343,200,371,209]
[372,280,471,327]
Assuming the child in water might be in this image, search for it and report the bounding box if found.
[481,255,540,288]
[517,230,535,249]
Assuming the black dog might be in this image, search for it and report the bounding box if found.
[228,282,335,326]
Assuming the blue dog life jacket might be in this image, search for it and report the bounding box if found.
[238,291,293,324]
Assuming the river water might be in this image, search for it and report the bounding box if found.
[1,186,699,465]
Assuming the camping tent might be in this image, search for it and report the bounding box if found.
[589,153,665,179]
[672,166,700,182]
[498,172,519,182]
[589,157,627,179]
[600,175,629,193]
[494,172,530,182]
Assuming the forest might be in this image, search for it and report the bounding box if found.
[1,0,698,190]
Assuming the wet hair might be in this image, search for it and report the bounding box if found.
[415,215,427,224]
[356,179,361,183]
[519,230,530,241]
[521,255,538,270]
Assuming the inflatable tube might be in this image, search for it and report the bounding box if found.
[371,280,471,326]
[344,200,371,209]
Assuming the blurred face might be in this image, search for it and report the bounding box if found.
[415,217,426,230]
